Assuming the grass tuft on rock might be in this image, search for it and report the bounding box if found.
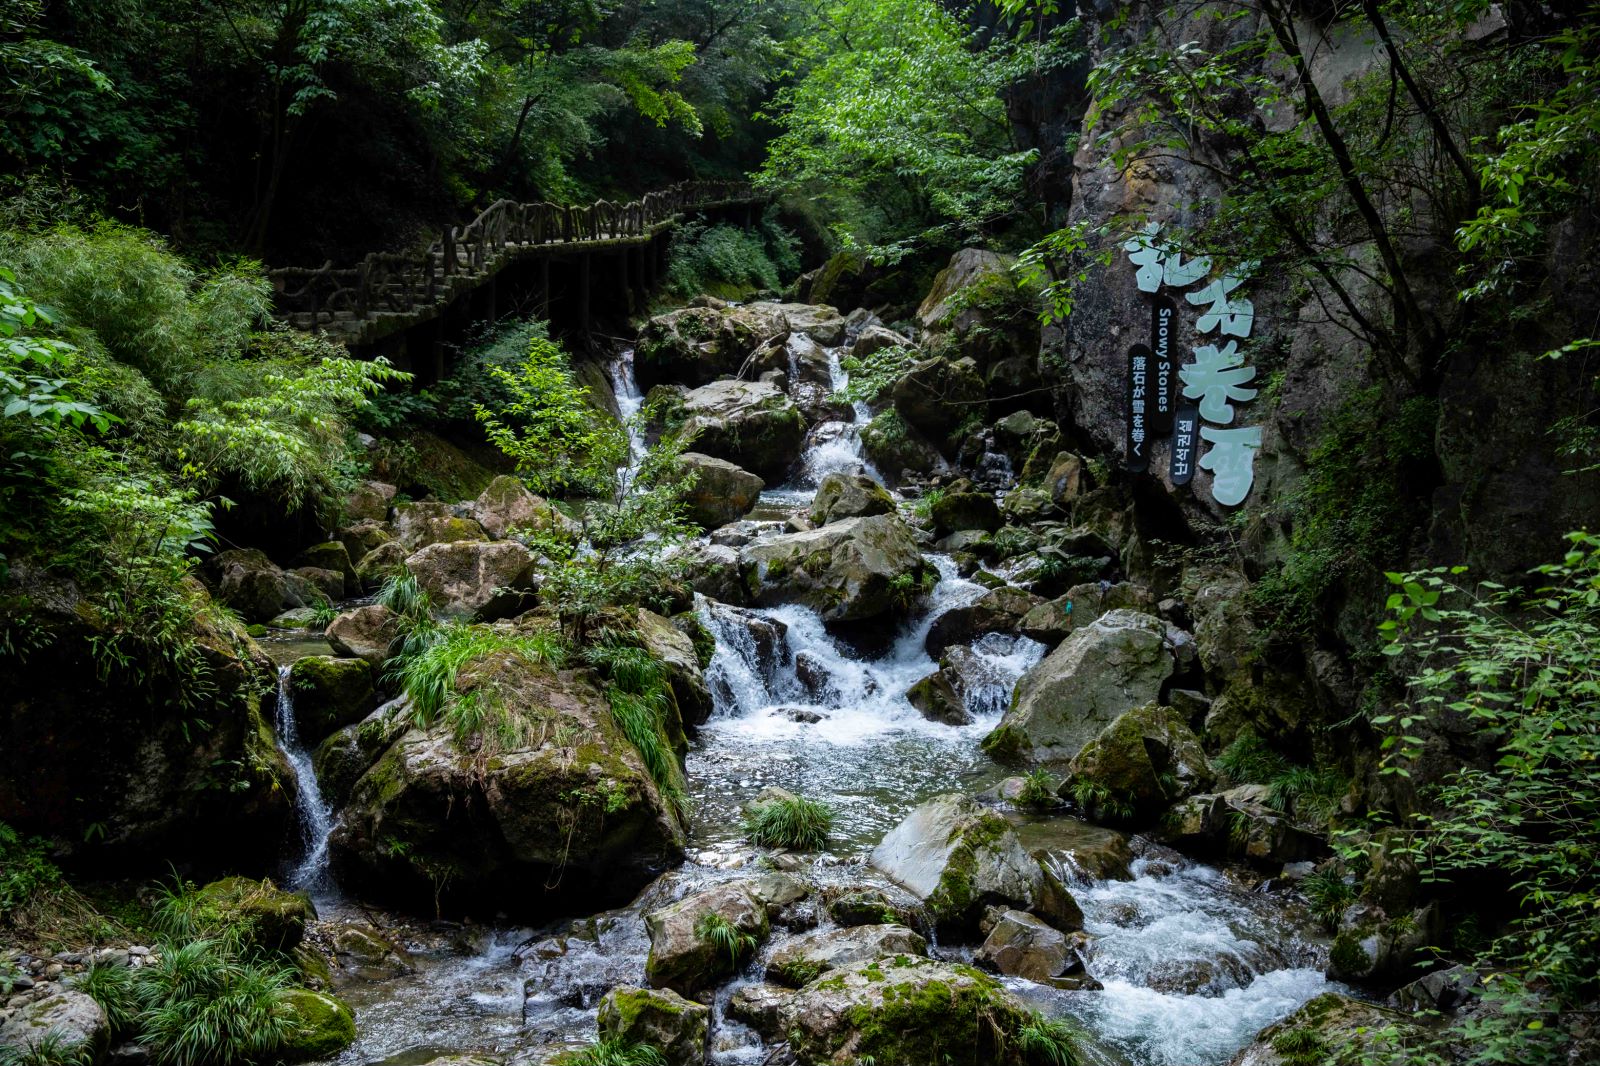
[557,1038,668,1066]
[695,911,757,969]
[1012,1010,1083,1066]
[743,793,835,851]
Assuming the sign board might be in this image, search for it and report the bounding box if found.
[1170,404,1199,485]
[1149,295,1176,434]
[1126,343,1152,472]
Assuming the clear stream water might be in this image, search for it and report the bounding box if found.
[270,326,1338,1066]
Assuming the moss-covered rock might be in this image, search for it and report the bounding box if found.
[193,876,315,951]
[288,656,376,745]
[1066,703,1212,819]
[472,475,562,540]
[0,990,109,1063]
[636,607,712,730]
[678,452,765,529]
[929,491,1001,536]
[675,379,806,478]
[392,501,489,553]
[924,585,1042,657]
[860,409,945,484]
[294,541,359,591]
[1224,992,1427,1066]
[278,988,357,1062]
[766,924,928,988]
[338,519,394,567]
[740,514,930,623]
[596,985,708,1066]
[354,540,409,591]
[890,356,985,440]
[810,472,895,525]
[312,697,410,810]
[643,879,770,995]
[324,604,401,666]
[404,539,539,621]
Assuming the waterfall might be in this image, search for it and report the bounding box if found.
[606,346,648,472]
[273,664,337,893]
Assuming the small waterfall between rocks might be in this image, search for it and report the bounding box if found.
[272,664,337,893]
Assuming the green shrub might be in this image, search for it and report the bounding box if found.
[0,821,63,917]
[1213,730,1290,786]
[1012,1010,1082,1066]
[1300,868,1357,932]
[1016,769,1060,810]
[743,793,835,850]
[0,1030,97,1066]
[662,211,799,300]
[130,938,294,1066]
[393,622,566,748]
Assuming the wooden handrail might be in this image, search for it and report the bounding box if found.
[269,179,759,331]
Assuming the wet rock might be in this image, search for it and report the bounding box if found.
[778,956,1030,1066]
[929,491,1001,536]
[1387,964,1479,1013]
[343,480,396,523]
[596,986,709,1066]
[313,697,410,810]
[726,984,793,1037]
[288,565,344,603]
[702,601,789,686]
[810,472,895,525]
[1018,582,1159,647]
[1159,787,1325,866]
[936,529,994,558]
[870,794,1071,932]
[636,607,713,728]
[852,324,912,359]
[393,501,488,552]
[331,657,684,917]
[823,886,916,927]
[740,514,929,623]
[860,410,945,484]
[925,586,1042,657]
[643,880,770,995]
[906,669,970,726]
[325,604,400,666]
[192,876,314,951]
[404,540,539,621]
[205,548,294,623]
[354,540,408,591]
[766,925,928,987]
[1066,703,1212,818]
[0,990,108,1063]
[1329,901,1441,985]
[278,988,356,1062]
[1007,816,1135,883]
[678,453,764,529]
[286,656,376,745]
[338,519,393,567]
[975,909,1072,981]
[1225,992,1425,1066]
[982,609,1174,767]
[891,356,985,439]
[1041,452,1092,507]
[917,248,1015,332]
[675,542,747,605]
[677,379,807,478]
[636,304,789,389]
[472,475,562,539]
[765,302,848,346]
[329,922,413,977]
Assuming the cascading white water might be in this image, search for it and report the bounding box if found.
[797,341,884,486]
[273,664,337,892]
[606,346,648,470]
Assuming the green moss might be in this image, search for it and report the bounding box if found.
[1330,931,1372,975]
[980,723,1028,764]
[278,988,356,1062]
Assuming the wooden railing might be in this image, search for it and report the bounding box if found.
[269,179,758,331]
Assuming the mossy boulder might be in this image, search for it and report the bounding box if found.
[810,472,895,525]
[193,876,315,952]
[860,410,945,484]
[293,541,359,591]
[925,585,1043,657]
[906,669,969,726]
[643,880,770,995]
[1066,703,1213,819]
[354,540,408,591]
[338,519,394,567]
[313,698,410,810]
[287,656,376,745]
[869,794,1077,933]
[983,609,1175,768]
[929,491,1001,536]
[677,379,807,478]
[278,988,357,1062]
[204,548,295,623]
[343,480,396,523]
[1224,992,1427,1066]
[678,452,765,529]
[635,607,712,730]
[0,990,109,1064]
[404,540,539,621]
[324,604,401,666]
[636,304,789,390]
[596,986,708,1066]
[766,924,928,988]
[974,909,1074,982]
[890,356,985,439]
[392,501,488,552]
[1018,581,1157,647]
[330,654,684,917]
[472,475,563,540]
[740,513,930,623]
[777,956,1033,1066]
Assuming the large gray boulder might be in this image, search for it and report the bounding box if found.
[678,452,764,529]
[404,540,538,621]
[810,472,895,525]
[644,880,770,994]
[636,304,790,389]
[925,585,1043,657]
[324,604,401,666]
[205,548,294,623]
[1224,993,1425,1066]
[869,794,1079,931]
[1067,702,1213,818]
[765,924,928,988]
[675,542,747,605]
[286,656,376,745]
[777,956,1031,1066]
[392,502,487,552]
[890,356,985,439]
[740,514,929,623]
[974,909,1074,982]
[636,608,712,728]
[678,379,807,478]
[0,990,109,1064]
[472,475,561,539]
[983,609,1176,766]
[330,655,684,915]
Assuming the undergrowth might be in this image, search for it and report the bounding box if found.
[743,793,835,850]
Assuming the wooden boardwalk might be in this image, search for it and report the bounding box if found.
[270,180,760,346]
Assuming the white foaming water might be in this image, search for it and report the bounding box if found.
[606,346,648,469]
[272,665,337,892]
[796,340,884,485]
[1024,854,1339,1065]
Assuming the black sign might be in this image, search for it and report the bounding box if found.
[1126,343,1152,472]
[1170,403,1200,486]
[1150,295,1177,434]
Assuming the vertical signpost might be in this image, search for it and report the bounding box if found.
[1169,404,1199,485]
[1126,343,1152,472]
[1149,295,1176,435]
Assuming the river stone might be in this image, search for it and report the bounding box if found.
[596,986,708,1066]
[975,909,1073,981]
[763,302,848,346]
[930,491,1001,535]
[643,880,770,995]
[192,876,315,951]
[675,542,747,605]
[393,501,487,552]
[287,656,376,745]
[472,475,560,539]
[636,304,790,390]
[355,540,408,590]
[860,410,945,484]
[906,669,969,726]
[637,608,712,728]
[918,248,1015,331]
[338,519,393,566]
[205,548,293,622]
[823,886,917,927]
[1067,703,1213,818]
[677,379,807,478]
[325,604,401,665]
[294,541,359,590]
[329,921,413,978]
[982,609,1175,767]
[1007,816,1135,883]
[810,472,895,525]
[1225,992,1425,1066]
[777,956,1030,1066]
[1159,787,1325,866]
[679,452,764,529]
[331,655,684,916]
[279,988,357,1062]
[766,924,928,988]
[740,514,929,623]
[727,983,793,1037]
[852,324,912,359]
[870,793,1065,932]
[890,356,985,438]
[925,585,1042,658]
[404,540,538,621]
[0,990,109,1063]
[344,479,396,523]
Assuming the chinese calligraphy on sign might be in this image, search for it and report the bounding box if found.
[1123,222,1261,506]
